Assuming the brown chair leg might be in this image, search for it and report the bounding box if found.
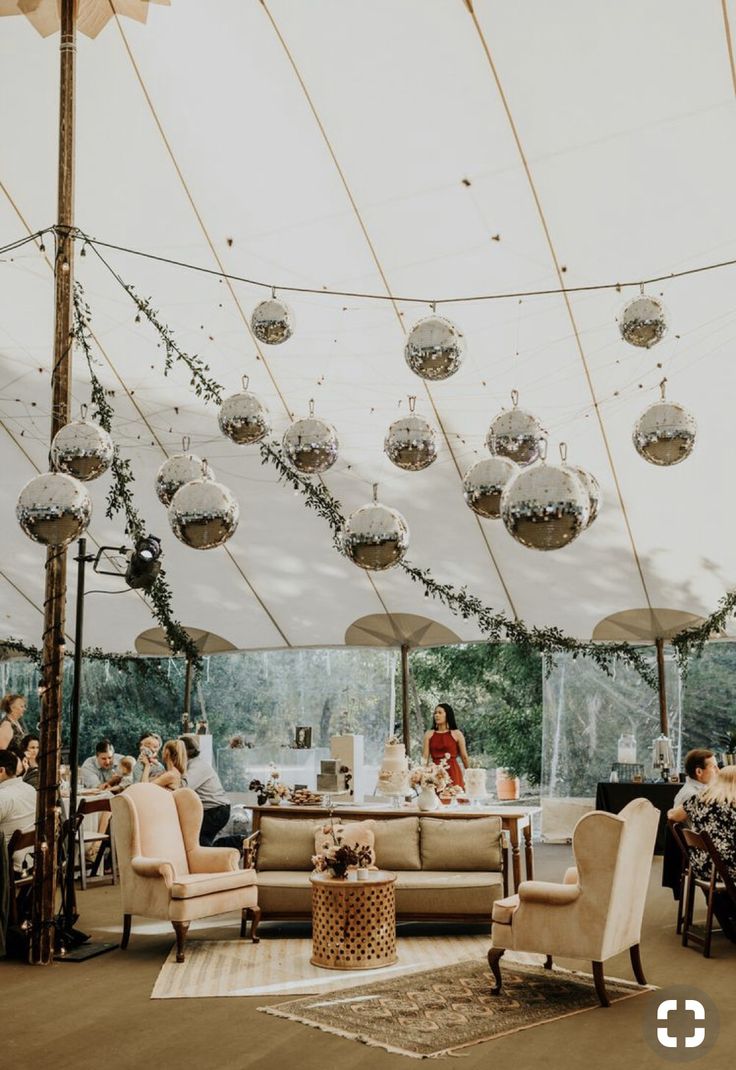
[544,955,553,970]
[250,906,261,943]
[240,908,248,939]
[703,886,715,959]
[629,944,646,985]
[172,921,190,963]
[592,961,610,1008]
[121,914,132,950]
[488,947,505,994]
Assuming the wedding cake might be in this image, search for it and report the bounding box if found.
[377,738,410,796]
[464,767,487,800]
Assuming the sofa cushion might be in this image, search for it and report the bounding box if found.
[420,816,503,871]
[492,893,520,925]
[314,821,376,866]
[372,816,421,871]
[257,817,318,871]
[170,868,257,899]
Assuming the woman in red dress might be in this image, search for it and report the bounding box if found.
[422,702,469,789]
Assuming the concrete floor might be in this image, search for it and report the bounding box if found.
[3,845,734,1070]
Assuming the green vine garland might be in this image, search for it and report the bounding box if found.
[0,634,175,693]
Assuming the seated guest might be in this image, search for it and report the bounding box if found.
[179,734,230,845]
[141,740,187,791]
[20,734,40,790]
[132,732,165,783]
[116,755,136,791]
[80,739,123,790]
[669,765,736,941]
[673,749,718,809]
[0,694,29,755]
[0,749,36,868]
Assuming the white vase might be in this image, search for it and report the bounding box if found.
[417,786,439,811]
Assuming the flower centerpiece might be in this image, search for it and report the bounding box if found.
[249,764,290,806]
[312,821,373,879]
[409,755,450,811]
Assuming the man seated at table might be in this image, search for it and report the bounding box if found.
[671,749,718,814]
[0,749,36,870]
[180,734,231,846]
[132,731,165,783]
[80,738,123,790]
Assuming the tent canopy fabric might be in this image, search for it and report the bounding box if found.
[0,1,733,654]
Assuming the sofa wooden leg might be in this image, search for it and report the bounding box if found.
[488,947,505,994]
[250,906,261,944]
[592,961,610,1007]
[629,943,646,985]
[544,955,553,970]
[121,914,131,950]
[240,908,248,939]
[172,921,189,963]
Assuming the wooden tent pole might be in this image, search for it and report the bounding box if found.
[182,655,193,734]
[30,0,77,965]
[401,643,410,751]
[655,637,669,737]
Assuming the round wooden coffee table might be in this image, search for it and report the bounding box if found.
[310,870,397,970]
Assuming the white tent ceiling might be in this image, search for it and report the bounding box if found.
[1,0,735,654]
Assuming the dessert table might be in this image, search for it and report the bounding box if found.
[251,801,540,892]
[310,870,397,970]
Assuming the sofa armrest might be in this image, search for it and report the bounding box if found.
[243,831,260,870]
[518,880,580,907]
[131,856,175,887]
[188,845,240,873]
[563,866,578,885]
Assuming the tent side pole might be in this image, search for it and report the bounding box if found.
[655,637,669,737]
[401,643,410,751]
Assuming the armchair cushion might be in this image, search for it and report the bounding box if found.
[171,869,257,900]
[187,845,240,873]
[492,894,520,925]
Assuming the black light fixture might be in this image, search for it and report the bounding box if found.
[124,536,162,590]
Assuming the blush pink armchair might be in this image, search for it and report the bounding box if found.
[111,784,260,962]
[488,798,658,1006]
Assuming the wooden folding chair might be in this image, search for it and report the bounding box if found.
[7,829,35,942]
[680,826,736,957]
[668,819,690,935]
[76,797,117,889]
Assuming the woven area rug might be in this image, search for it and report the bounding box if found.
[261,958,653,1058]
[151,935,491,999]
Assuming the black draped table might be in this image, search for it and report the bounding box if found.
[595,781,679,855]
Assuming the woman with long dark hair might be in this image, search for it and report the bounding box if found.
[422,702,469,788]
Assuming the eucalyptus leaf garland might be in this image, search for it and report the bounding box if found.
[0,634,176,693]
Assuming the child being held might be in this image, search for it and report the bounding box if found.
[117,755,136,790]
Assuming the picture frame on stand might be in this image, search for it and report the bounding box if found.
[295,726,312,749]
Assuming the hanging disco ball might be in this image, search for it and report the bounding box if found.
[618,294,667,349]
[501,464,589,551]
[51,417,113,481]
[565,465,602,528]
[384,412,437,471]
[633,401,696,466]
[16,472,92,547]
[404,315,465,381]
[283,411,338,474]
[462,457,518,519]
[155,449,208,507]
[487,404,544,467]
[168,468,239,550]
[251,297,294,345]
[218,378,270,445]
[341,497,410,571]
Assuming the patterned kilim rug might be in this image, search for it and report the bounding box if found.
[261,958,653,1058]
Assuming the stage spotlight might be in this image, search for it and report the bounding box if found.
[125,536,162,590]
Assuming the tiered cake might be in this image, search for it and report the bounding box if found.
[316,758,348,793]
[377,738,410,796]
[464,767,487,800]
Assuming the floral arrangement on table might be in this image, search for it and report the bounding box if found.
[409,755,451,793]
[311,821,373,879]
[248,765,290,806]
[228,734,254,749]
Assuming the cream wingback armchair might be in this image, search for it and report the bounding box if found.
[489,798,658,1006]
[111,784,260,962]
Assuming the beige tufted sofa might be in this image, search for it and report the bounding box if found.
[246,813,507,925]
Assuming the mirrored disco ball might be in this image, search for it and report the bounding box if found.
[218,388,270,445]
[155,452,208,506]
[462,456,518,519]
[487,408,544,466]
[501,464,589,550]
[16,472,92,547]
[341,501,410,571]
[168,477,239,550]
[51,419,113,481]
[384,413,437,471]
[618,295,667,349]
[250,298,294,345]
[633,401,696,466]
[566,465,602,528]
[404,315,465,380]
[283,417,338,473]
